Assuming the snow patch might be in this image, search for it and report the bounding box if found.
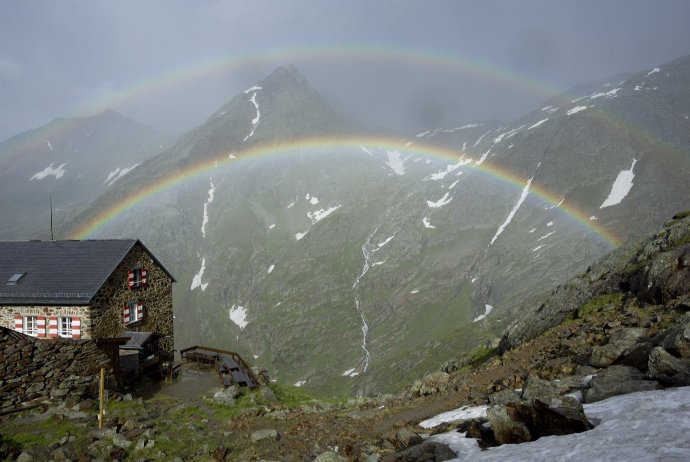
[547,221,553,227]
[342,368,356,376]
[646,67,660,77]
[268,264,275,274]
[528,118,549,130]
[409,290,419,294]
[538,231,555,241]
[374,235,394,250]
[475,148,491,166]
[533,245,543,252]
[424,387,690,462]
[423,217,435,229]
[229,305,248,329]
[309,196,319,205]
[104,164,139,187]
[31,163,68,181]
[427,192,453,208]
[416,130,430,138]
[228,153,236,159]
[201,179,215,238]
[385,150,412,175]
[449,180,459,189]
[293,381,305,387]
[243,91,261,141]
[308,205,341,224]
[472,129,492,147]
[427,157,471,180]
[529,228,537,233]
[46,140,53,151]
[590,216,598,220]
[489,166,539,246]
[360,146,374,156]
[244,85,262,94]
[269,224,275,229]
[287,202,295,209]
[600,158,637,208]
[567,105,588,115]
[295,231,309,240]
[420,405,488,428]
[473,304,493,322]
[191,257,209,291]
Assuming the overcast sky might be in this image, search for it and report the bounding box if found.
[1,0,689,142]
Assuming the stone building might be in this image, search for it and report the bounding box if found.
[0,239,175,357]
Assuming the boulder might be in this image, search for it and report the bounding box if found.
[381,441,456,462]
[583,365,663,403]
[486,406,531,445]
[488,389,521,406]
[656,313,690,358]
[314,451,348,462]
[609,327,648,346]
[521,378,572,402]
[260,387,278,402]
[648,347,690,386]
[112,433,132,449]
[590,343,626,368]
[487,399,590,446]
[250,429,278,442]
[395,428,423,448]
[618,342,654,371]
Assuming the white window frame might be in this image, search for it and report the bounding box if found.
[23,316,37,336]
[58,317,73,338]
[131,268,143,288]
[127,301,140,324]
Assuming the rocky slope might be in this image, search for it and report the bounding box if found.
[2,213,689,462]
[0,109,175,239]
[49,55,690,395]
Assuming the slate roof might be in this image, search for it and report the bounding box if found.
[0,239,175,305]
[121,331,165,349]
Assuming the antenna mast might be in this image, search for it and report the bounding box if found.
[50,195,54,240]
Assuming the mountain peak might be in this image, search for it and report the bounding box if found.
[261,64,307,87]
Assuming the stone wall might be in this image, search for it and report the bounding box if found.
[0,306,92,338]
[90,242,174,358]
[0,328,116,413]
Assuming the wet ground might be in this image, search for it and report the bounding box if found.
[134,362,221,401]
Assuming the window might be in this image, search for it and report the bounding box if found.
[23,316,37,336]
[128,267,147,289]
[58,317,73,338]
[124,301,144,325]
[5,273,25,285]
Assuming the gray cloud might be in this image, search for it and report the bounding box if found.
[1,0,689,141]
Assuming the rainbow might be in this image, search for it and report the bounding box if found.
[74,44,562,117]
[70,136,623,248]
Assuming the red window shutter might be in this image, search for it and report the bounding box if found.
[71,317,81,339]
[128,270,134,289]
[141,268,147,287]
[49,317,58,338]
[137,303,144,321]
[14,315,22,333]
[123,305,130,325]
[37,316,46,338]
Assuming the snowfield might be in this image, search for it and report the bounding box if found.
[421,386,690,462]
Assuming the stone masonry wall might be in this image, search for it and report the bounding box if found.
[0,306,92,338]
[90,243,174,358]
[0,328,116,413]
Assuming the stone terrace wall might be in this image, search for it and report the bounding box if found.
[0,328,115,413]
[90,243,174,357]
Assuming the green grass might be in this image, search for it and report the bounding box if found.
[1,418,88,454]
[576,293,625,319]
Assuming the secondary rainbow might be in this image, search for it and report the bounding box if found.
[74,44,561,117]
[71,135,623,248]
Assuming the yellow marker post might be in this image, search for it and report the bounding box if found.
[98,368,104,429]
